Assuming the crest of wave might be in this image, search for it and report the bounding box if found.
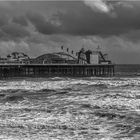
[0,77,140,91]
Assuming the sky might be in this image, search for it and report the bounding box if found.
[0,0,140,63]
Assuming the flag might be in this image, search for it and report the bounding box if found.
[71,50,73,54]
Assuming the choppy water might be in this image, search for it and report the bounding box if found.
[0,65,140,140]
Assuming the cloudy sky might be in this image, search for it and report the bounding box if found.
[0,0,140,63]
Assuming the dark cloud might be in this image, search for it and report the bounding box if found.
[56,3,140,36]
[0,15,9,27]
[27,12,60,35]
[12,16,28,26]
[120,30,140,43]
[22,1,140,37]
[1,23,30,40]
[0,30,8,39]
[0,1,139,63]
[0,1,140,37]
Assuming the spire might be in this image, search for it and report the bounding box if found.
[61,46,63,50]
[67,48,69,52]
[96,45,101,52]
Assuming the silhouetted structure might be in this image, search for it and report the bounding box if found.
[0,47,115,78]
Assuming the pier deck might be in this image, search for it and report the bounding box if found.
[0,64,115,78]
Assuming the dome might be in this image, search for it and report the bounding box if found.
[32,52,77,64]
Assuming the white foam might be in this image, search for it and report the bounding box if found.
[0,77,140,92]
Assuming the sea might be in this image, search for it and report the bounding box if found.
[0,65,140,140]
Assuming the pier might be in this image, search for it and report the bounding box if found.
[0,64,114,78]
[0,47,115,78]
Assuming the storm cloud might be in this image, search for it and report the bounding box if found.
[0,1,139,63]
[0,1,139,37]
[26,12,60,35]
[2,23,30,39]
[12,16,28,26]
[22,1,140,37]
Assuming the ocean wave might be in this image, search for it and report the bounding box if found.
[3,95,25,102]
[94,111,126,120]
[0,77,140,139]
[0,77,140,92]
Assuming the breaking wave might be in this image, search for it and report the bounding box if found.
[0,76,139,139]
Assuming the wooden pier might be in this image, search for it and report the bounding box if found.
[0,64,115,78]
